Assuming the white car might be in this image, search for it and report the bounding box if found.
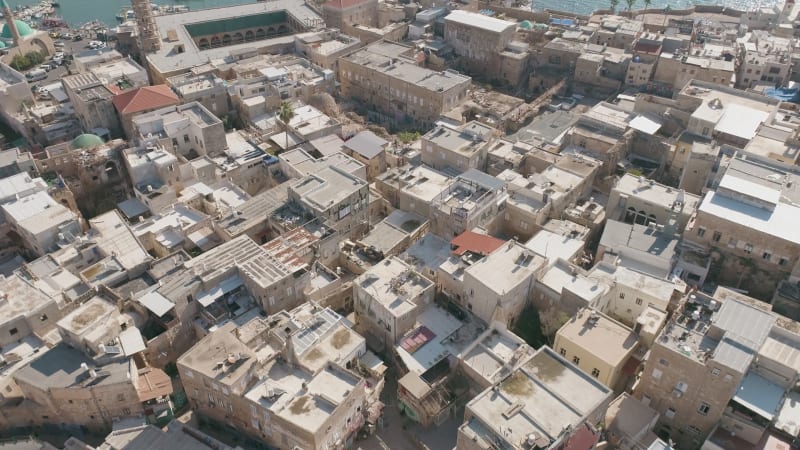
[53,51,65,59]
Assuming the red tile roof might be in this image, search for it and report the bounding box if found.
[325,0,371,9]
[113,84,179,115]
[450,231,505,256]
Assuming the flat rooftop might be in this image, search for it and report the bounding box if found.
[245,361,361,434]
[465,242,544,295]
[540,260,608,303]
[15,342,132,391]
[383,165,453,203]
[178,323,256,387]
[459,326,534,386]
[356,257,432,318]
[291,166,367,213]
[88,210,152,273]
[444,10,516,33]
[699,189,800,245]
[0,272,57,324]
[557,310,639,366]
[465,347,611,446]
[395,303,482,375]
[614,174,700,212]
[525,229,584,262]
[147,1,322,75]
[343,42,470,92]
[186,235,293,289]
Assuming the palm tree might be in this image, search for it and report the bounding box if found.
[625,0,636,12]
[643,0,651,10]
[609,0,619,13]
[278,101,295,150]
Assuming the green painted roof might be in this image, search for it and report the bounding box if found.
[71,133,104,149]
[184,11,288,38]
[0,41,5,48]
[519,20,533,29]
[1,20,34,39]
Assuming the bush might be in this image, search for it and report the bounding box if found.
[397,131,420,143]
[9,51,45,72]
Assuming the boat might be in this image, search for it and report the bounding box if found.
[116,9,134,21]
[50,2,60,7]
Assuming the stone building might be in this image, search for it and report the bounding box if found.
[323,0,378,31]
[338,41,470,130]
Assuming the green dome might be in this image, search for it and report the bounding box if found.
[0,41,6,49]
[71,134,104,149]
[1,20,35,39]
[519,20,533,29]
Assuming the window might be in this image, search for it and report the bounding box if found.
[591,368,600,378]
[728,238,737,248]
[744,244,753,254]
[636,298,643,306]
[687,425,702,435]
[763,251,772,261]
[572,356,580,365]
[652,368,663,380]
[117,393,125,402]
[658,358,670,367]
[711,367,720,376]
[9,328,17,336]
[40,314,48,321]
[697,227,706,237]
[122,408,131,415]
[560,348,567,357]
[665,408,676,419]
[779,257,789,267]
[619,292,625,299]
[702,127,710,136]
[675,381,688,393]
[712,231,721,242]
[184,134,190,143]
[697,403,711,416]
[723,374,733,382]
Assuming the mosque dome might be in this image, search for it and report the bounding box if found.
[519,20,533,29]
[71,134,105,150]
[1,20,35,40]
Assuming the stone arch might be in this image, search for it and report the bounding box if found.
[30,38,50,56]
[277,24,288,34]
[105,160,120,179]
[222,34,231,45]
[267,26,276,35]
[635,210,647,225]
[232,32,243,43]
[624,206,636,223]
[256,28,265,38]
[245,30,254,41]
[198,38,209,49]
[210,36,220,47]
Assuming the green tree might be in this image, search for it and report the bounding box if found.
[9,54,29,71]
[26,51,44,65]
[278,101,295,150]
[625,0,636,11]
[643,0,651,10]
[609,0,619,12]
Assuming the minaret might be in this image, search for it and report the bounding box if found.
[1,0,21,46]
[131,0,160,53]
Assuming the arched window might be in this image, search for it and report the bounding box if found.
[256,28,265,38]
[624,206,636,223]
[233,32,243,43]
[198,38,209,49]
[267,26,276,35]
[222,34,231,45]
[635,210,647,225]
[210,36,220,47]
[245,30,254,41]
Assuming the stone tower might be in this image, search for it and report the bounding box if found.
[1,0,21,46]
[131,0,160,53]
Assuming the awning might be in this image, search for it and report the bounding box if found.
[359,350,388,376]
[187,226,218,251]
[734,371,785,420]
[137,291,174,317]
[629,114,662,135]
[119,327,146,356]
[196,274,243,307]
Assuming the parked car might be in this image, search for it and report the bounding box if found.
[53,51,65,59]
[38,64,53,72]
[26,69,47,82]
[73,34,83,42]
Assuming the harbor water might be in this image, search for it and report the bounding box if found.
[5,0,787,28]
